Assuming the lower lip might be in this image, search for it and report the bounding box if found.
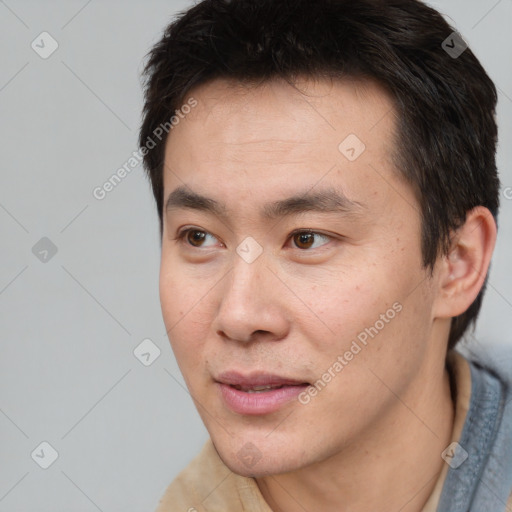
[217,383,309,415]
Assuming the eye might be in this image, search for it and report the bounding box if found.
[290,230,331,250]
[175,228,220,248]
[174,228,333,251]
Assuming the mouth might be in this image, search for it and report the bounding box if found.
[230,383,298,393]
[215,371,311,415]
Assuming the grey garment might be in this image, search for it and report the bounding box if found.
[437,356,512,511]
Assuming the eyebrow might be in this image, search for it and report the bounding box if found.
[165,185,366,221]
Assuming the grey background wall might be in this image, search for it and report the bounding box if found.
[0,1,511,510]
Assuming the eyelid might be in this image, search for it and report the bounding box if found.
[288,228,332,239]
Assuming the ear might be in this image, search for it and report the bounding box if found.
[433,206,497,319]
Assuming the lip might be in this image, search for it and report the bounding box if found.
[216,371,308,388]
[215,371,310,415]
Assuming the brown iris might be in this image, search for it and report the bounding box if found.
[293,232,315,249]
[187,230,207,247]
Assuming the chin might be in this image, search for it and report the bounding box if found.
[219,450,299,478]
[211,432,309,478]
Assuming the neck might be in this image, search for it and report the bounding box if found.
[255,349,455,512]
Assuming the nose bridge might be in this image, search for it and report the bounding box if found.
[224,250,268,314]
[226,234,269,300]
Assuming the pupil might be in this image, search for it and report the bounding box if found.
[297,233,313,248]
[189,231,205,246]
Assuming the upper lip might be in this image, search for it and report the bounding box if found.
[215,371,309,388]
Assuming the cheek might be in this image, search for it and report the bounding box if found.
[284,270,389,347]
[289,258,428,364]
[159,262,211,348]
[159,264,182,330]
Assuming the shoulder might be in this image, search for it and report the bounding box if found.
[462,345,512,414]
[452,346,512,508]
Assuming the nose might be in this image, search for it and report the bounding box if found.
[212,255,290,344]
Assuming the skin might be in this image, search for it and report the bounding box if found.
[159,77,496,512]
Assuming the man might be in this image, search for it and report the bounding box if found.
[139,0,512,510]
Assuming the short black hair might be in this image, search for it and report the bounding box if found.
[139,0,500,350]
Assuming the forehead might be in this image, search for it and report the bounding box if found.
[172,76,396,147]
[162,76,407,219]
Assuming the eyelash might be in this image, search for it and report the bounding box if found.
[173,228,333,251]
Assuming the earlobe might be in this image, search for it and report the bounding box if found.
[434,206,497,319]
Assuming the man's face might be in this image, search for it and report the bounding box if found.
[160,77,441,476]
